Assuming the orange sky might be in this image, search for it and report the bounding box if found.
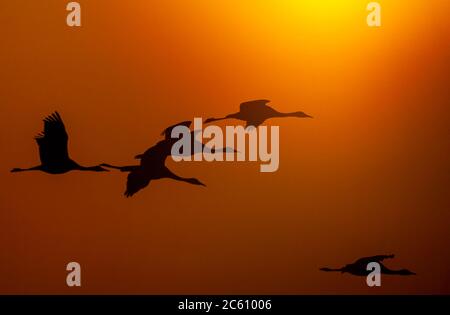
[1,0,449,294]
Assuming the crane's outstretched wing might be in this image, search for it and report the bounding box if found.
[161,120,192,140]
[354,255,395,265]
[124,168,151,197]
[239,99,270,112]
[135,139,172,163]
[34,112,69,165]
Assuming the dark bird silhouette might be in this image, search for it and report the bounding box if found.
[11,112,108,174]
[204,99,312,127]
[102,139,206,197]
[101,122,189,173]
[320,255,416,276]
[126,140,206,197]
[148,120,235,158]
[101,121,209,197]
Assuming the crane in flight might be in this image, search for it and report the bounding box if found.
[11,112,108,174]
[101,120,208,197]
[204,99,312,127]
[320,255,416,276]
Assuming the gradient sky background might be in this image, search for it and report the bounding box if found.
[1,0,449,294]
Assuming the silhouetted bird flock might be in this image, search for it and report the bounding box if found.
[10,100,417,279]
[11,99,312,197]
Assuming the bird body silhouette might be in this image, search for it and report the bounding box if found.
[103,139,206,197]
[204,99,312,127]
[320,255,416,276]
[124,162,205,197]
[149,120,235,157]
[11,112,108,174]
[102,121,208,197]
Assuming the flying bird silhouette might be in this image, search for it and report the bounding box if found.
[102,139,206,197]
[102,121,209,197]
[150,120,235,157]
[320,255,416,276]
[126,140,206,197]
[204,99,312,127]
[11,112,108,174]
